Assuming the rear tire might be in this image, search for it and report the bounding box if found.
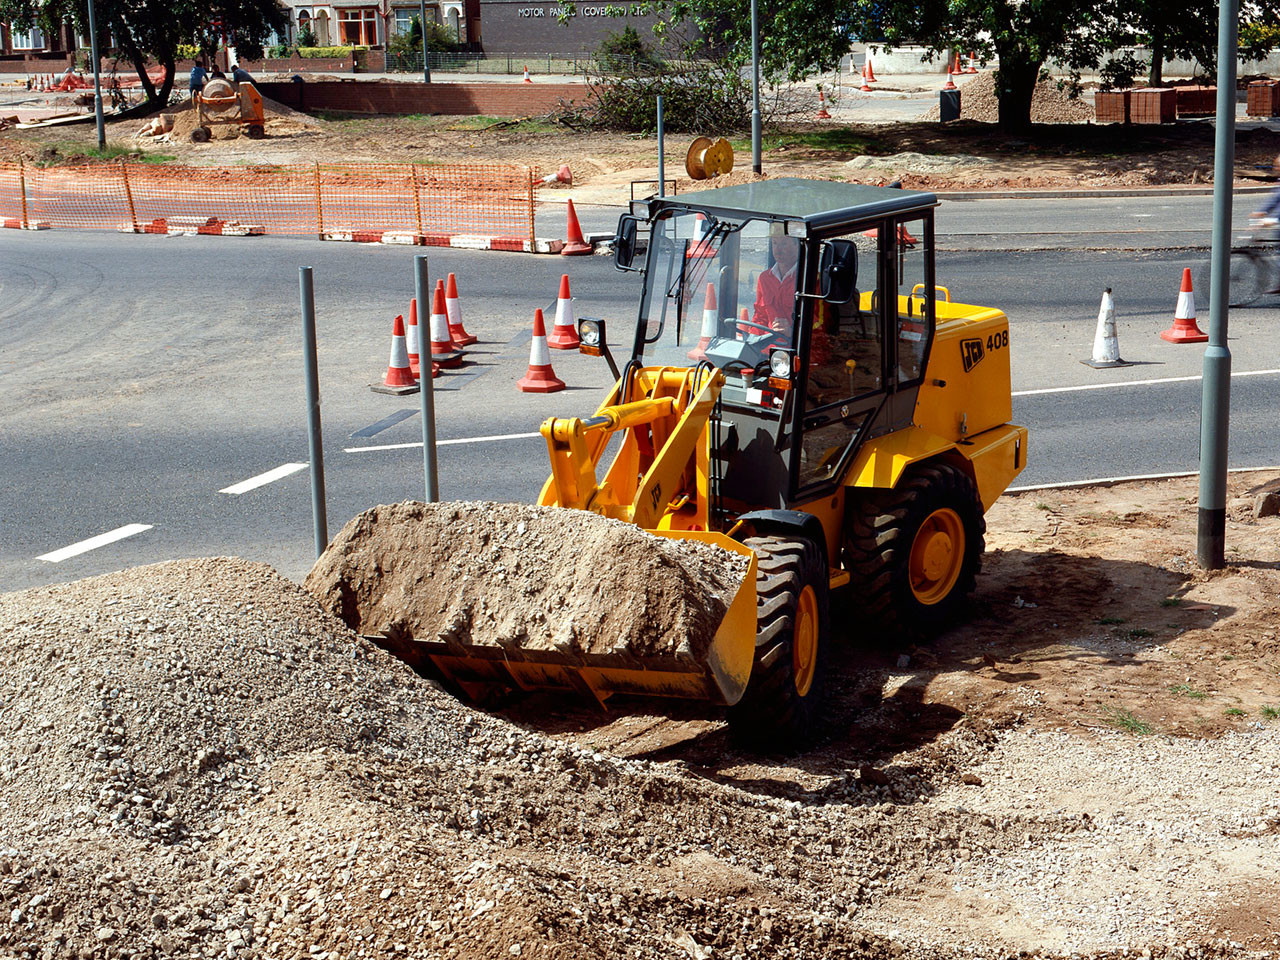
[1200,250,1266,308]
[247,123,265,139]
[190,126,211,143]
[845,462,985,638]
[726,535,829,752]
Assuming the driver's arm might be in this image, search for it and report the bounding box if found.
[752,272,771,328]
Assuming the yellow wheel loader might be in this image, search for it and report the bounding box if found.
[411,179,1027,749]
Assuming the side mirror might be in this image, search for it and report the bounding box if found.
[818,239,857,304]
[613,215,641,271]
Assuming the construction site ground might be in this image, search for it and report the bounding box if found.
[3,470,1280,959]
[4,72,1280,202]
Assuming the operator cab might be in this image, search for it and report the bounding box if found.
[602,179,940,514]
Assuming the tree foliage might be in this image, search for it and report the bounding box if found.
[654,0,1280,129]
[0,0,288,109]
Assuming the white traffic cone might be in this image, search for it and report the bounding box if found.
[1082,288,1130,368]
[688,282,718,361]
[445,273,477,346]
[547,274,579,349]
[405,303,421,380]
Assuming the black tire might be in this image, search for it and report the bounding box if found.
[190,126,211,143]
[845,461,985,638]
[1200,251,1266,308]
[726,535,829,751]
[247,123,265,139]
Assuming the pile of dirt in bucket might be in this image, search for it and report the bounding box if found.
[160,92,319,141]
[305,500,750,659]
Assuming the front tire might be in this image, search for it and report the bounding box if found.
[845,462,985,638]
[726,535,829,751]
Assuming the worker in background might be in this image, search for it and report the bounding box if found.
[752,234,800,343]
[230,63,255,87]
[189,60,207,101]
[1250,153,1280,292]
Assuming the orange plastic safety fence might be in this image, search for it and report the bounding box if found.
[0,161,539,241]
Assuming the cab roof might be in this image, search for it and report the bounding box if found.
[650,177,937,232]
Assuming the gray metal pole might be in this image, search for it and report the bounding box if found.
[656,95,665,197]
[415,255,440,501]
[419,0,431,83]
[299,267,328,558]
[86,0,105,151]
[750,0,761,174]
[1197,0,1238,569]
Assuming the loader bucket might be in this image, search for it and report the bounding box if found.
[375,531,759,708]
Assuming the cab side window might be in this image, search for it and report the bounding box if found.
[804,231,883,411]
[895,216,931,385]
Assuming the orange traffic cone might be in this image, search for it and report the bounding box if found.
[864,56,877,82]
[517,309,565,393]
[444,273,477,346]
[737,305,752,335]
[966,51,979,74]
[547,274,580,349]
[687,212,717,259]
[523,65,532,83]
[1160,268,1209,343]
[860,63,872,93]
[372,314,420,394]
[428,282,464,368]
[816,88,832,119]
[688,282,718,361]
[541,164,572,185]
[562,198,592,256]
[942,66,957,91]
[406,300,421,379]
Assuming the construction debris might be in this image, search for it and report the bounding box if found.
[305,500,749,658]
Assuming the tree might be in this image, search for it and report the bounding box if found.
[0,0,288,111]
[1126,1,1280,86]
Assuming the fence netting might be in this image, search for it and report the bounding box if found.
[0,161,539,240]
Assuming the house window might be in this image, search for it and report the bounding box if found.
[337,7,377,45]
[393,8,416,34]
[10,24,46,49]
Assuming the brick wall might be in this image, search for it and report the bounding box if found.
[256,79,590,116]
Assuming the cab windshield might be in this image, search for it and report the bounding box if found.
[637,211,798,407]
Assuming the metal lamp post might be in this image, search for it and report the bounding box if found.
[86,0,105,151]
[750,0,761,174]
[419,0,431,82]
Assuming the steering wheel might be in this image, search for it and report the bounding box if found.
[720,358,772,380]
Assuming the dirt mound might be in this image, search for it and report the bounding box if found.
[305,500,749,658]
[921,71,1096,124]
[163,91,319,141]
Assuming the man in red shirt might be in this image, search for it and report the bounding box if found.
[752,235,800,341]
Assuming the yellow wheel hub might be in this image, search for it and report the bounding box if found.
[909,508,965,605]
[792,585,819,697]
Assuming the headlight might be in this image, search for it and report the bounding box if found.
[578,318,601,347]
[784,219,808,238]
[769,349,793,379]
[629,199,651,218]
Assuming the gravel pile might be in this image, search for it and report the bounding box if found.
[3,556,1277,959]
[306,501,749,658]
[922,72,1096,123]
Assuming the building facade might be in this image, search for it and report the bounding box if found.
[282,1,470,47]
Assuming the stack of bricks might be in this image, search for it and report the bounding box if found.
[1130,88,1176,124]
[1094,89,1130,124]
[1174,86,1216,118]
[1247,81,1280,118]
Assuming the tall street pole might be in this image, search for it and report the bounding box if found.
[86,0,105,151]
[1197,0,1238,569]
[750,0,761,174]
[419,0,431,83]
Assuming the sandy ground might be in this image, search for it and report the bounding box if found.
[3,472,1280,958]
[4,72,1280,204]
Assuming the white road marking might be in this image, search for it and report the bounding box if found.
[345,431,541,453]
[219,462,309,495]
[1013,368,1280,397]
[1010,465,1280,492]
[38,523,153,563]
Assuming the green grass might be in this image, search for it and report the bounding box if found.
[34,142,175,166]
[1224,707,1246,717]
[1262,706,1280,720]
[1160,597,1182,608]
[1103,707,1153,735]
[1169,683,1207,700]
[728,128,877,155]
[1127,628,1155,640]
[1095,616,1126,626]
[1035,502,1052,511]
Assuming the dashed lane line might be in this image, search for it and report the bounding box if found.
[1013,368,1280,397]
[37,524,153,563]
[219,463,309,495]
[1010,465,1280,492]
[345,431,540,454]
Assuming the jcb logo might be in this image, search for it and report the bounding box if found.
[960,338,985,373]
